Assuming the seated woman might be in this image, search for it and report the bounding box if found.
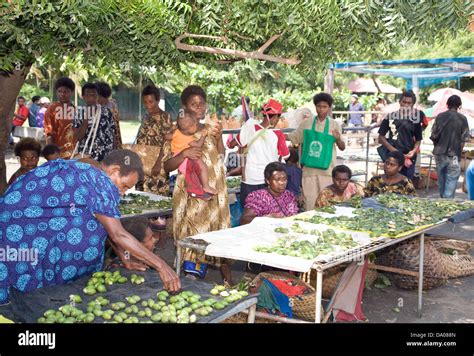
[240,161,298,225]
[365,150,416,197]
[7,138,41,186]
[315,165,364,207]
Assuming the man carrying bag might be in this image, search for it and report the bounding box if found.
[288,93,345,210]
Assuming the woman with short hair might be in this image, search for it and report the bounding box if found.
[315,165,364,207]
[240,161,299,225]
[365,150,416,197]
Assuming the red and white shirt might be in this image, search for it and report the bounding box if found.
[235,119,289,185]
[12,105,29,127]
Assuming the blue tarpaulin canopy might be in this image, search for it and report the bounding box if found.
[328,57,474,90]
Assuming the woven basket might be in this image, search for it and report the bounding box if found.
[431,239,473,255]
[302,264,378,299]
[440,254,474,278]
[250,271,319,321]
[376,238,448,290]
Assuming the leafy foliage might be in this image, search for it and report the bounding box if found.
[1,0,471,73]
[1,0,471,111]
[18,83,49,101]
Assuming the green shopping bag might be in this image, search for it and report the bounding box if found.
[301,117,336,170]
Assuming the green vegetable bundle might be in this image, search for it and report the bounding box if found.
[120,194,172,215]
[254,226,359,259]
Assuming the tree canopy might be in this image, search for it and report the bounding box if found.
[1,0,472,73]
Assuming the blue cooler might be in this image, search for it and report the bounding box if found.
[183,261,208,279]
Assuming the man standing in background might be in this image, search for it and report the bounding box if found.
[378,90,424,180]
[28,95,41,127]
[348,94,364,127]
[430,95,470,198]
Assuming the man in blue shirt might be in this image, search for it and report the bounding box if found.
[28,96,41,127]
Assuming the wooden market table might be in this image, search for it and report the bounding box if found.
[176,225,442,323]
[1,268,259,324]
[120,191,172,221]
[174,200,474,323]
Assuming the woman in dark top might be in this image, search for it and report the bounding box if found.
[365,150,416,197]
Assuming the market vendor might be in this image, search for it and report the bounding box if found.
[240,162,299,225]
[0,150,180,304]
[163,85,233,285]
[315,165,364,207]
[365,150,416,197]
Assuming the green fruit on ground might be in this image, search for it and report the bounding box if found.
[69,294,82,303]
[151,313,162,322]
[214,302,225,310]
[83,287,96,295]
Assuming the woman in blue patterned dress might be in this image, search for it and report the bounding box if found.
[0,150,180,304]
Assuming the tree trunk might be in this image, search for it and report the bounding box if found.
[0,66,31,195]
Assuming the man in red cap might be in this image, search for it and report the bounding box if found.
[228,98,290,206]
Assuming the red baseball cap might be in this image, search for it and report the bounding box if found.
[261,99,283,115]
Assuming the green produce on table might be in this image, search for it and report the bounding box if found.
[226,177,241,189]
[274,227,289,234]
[254,228,358,259]
[83,286,97,295]
[126,295,141,304]
[297,193,474,238]
[215,285,226,292]
[130,273,145,285]
[347,195,362,208]
[69,294,82,304]
[314,205,336,214]
[214,302,225,310]
[119,193,172,215]
[375,193,474,221]
[156,290,169,301]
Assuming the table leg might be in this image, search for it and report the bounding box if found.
[418,233,425,318]
[365,129,370,186]
[247,304,257,323]
[315,270,323,323]
[176,243,182,275]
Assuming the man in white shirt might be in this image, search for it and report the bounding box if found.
[228,99,290,206]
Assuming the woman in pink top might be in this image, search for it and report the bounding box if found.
[240,161,298,225]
